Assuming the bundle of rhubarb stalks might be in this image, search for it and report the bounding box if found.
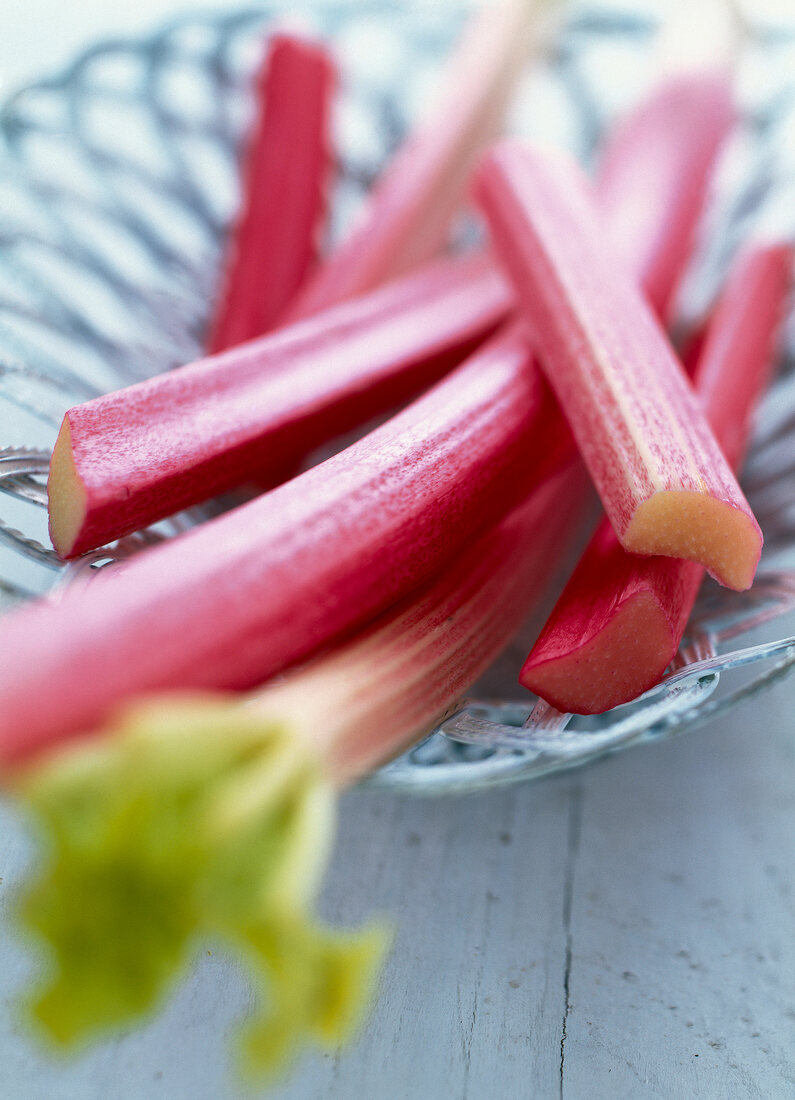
[1,0,792,1081]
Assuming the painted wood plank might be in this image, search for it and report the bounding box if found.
[561,683,795,1099]
[284,783,573,1100]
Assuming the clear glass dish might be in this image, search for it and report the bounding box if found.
[0,1,793,794]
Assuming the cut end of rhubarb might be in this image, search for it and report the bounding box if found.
[622,491,762,592]
[48,418,88,560]
[520,592,676,714]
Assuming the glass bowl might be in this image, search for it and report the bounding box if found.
[0,1,793,794]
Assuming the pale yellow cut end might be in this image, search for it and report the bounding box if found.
[622,490,761,592]
[525,594,674,715]
[48,418,87,559]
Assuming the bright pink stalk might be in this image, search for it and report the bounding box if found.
[283,0,536,321]
[48,253,509,559]
[521,242,794,714]
[2,325,567,764]
[596,71,735,321]
[206,33,335,352]
[476,140,762,591]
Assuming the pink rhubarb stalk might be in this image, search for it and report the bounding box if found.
[3,325,567,764]
[596,71,735,321]
[521,241,794,714]
[283,0,539,321]
[206,33,335,352]
[48,252,510,559]
[476,140,762,591]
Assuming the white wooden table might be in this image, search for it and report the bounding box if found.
[0,3,793,1097]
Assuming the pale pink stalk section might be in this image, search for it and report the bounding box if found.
[285,0,541,320]
[596,71,735,320]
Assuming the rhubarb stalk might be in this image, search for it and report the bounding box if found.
[596,71,735,321]
[17,459,585,1075]
[521,241,794,714]
[283,0,540,320]
[49,252,510,559]
[475,140,762,591]
[206,33,335,351]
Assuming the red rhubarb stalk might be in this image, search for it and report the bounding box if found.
[475,140,762,591]
[48,252,510,559]
[596,71,735,320]
[690,244,793,469]
[521,241,794,714]
[3,325,567,764]
[283,0,538,321]
[206,33,335,352]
